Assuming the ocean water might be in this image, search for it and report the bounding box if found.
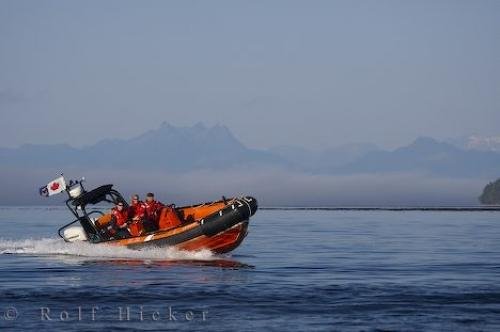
[0,207,500,331]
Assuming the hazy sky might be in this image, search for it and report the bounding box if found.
[0,0,499,150]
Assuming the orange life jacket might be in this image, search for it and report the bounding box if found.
[128,221,144,237]
[129,201,146,220]
[111,207,129,228]
[144,200,164,221]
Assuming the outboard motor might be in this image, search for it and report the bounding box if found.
[62,225,88,242]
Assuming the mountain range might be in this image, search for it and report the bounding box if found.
[447,135,500,152]
[1,122,499,178]
[0,122,283,172]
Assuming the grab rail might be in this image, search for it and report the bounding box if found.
[57,218,80,241]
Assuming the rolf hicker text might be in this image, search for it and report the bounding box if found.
[37,305,208,322]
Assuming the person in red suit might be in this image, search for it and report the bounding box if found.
[129,194,146,221]
[144,192,164,231]
[128,194,146,236]
[109,201,130,238]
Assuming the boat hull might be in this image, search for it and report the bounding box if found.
[102,196,257,254]
[176,222,248,254]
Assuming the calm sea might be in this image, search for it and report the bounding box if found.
[0,207,499,331]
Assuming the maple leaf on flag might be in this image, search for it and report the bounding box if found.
[41,176,67,197]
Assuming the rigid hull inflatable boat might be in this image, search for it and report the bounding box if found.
[57,183,258,254]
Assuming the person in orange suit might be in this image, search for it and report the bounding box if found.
[128,194,146,236]
[129,194,146,220]
[109,201,130,239]
[144,192,164,231]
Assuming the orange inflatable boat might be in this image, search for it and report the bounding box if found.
[57,183,258,254]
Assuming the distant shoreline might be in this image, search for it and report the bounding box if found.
[1,205,499,211]
[261,206,500,211]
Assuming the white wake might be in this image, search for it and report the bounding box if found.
[0,237,215,261]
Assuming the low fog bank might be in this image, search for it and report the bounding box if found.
[0,167,486,206]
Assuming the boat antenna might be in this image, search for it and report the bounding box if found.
[80,176,86,191]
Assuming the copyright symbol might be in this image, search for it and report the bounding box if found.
[4,307,18,320]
